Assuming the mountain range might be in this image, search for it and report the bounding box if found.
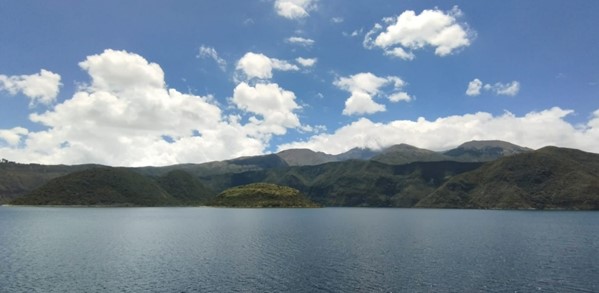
[3,140,599,209]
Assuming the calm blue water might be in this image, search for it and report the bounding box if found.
[0,207,598,292]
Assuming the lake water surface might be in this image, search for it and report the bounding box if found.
[1,207,597,292]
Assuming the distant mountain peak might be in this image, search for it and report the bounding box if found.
[334,147,380,161]
[372,143,449,165]
[444,140,531,162]
[276,148,336,166]
[457,140,530,150]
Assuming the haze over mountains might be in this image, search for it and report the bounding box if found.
[2,140,599,209]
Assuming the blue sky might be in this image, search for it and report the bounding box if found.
[1,0,599,166]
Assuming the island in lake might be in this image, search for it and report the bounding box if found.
[2,140,599,210]
[208,183,320,208]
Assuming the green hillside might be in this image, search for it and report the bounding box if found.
[155,170,215,204]
[0,161,97,204]
[208,183,319,208]
[201,160,483,207]
[417,147,599,209]
[371,144,450,165]
[11,167,180,206]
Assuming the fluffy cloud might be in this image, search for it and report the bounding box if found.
[296,57,317,67]
[236,52,299,80]
[274,0,317,19]
[467,78,520,96]
[286,36,315,47]
[232,82,301,136]
[466,78,483,96]
[0,127,29,146]
[278,107,599,155]
[493,81,520,96]
[334,72,412,115]
[0,50,304,166]
[0,69,62,105]
[197,45,227,71]
[364,6,473,59]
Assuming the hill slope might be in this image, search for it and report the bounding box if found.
[372,144,450,165]
[276,148,337,166]
[417,147,599,209]
[155,170,215,204]
[201,160,483,207]
[11,167,180,206]
[0,162,97,204]
[443,140,531,162]
[208,183,319,208]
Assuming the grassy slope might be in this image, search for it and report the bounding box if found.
[11,167,178,206]
[417,147,599,209]
[155,170,215,204]
[208,183,319,208]
[0,163,97,203]
[201,160,483,207]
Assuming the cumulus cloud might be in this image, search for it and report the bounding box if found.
[197,45,227,71]
[334,72,412,115]
[466,78,483,96]
[296,57,317,67]
[232,82,301,137]
[0,69,62,106]
[278,107,599,155]
[0,50,304,166]
[0,127,29,146]
[236,52,299,80]
[364,6,474,59]
[274,0,317,19]
[494,81,520,96]
[286,36,315,47]
[467,78,520,96]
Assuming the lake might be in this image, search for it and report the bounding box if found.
[0,207,597,292]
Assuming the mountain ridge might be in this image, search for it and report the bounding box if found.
[4,141,599,210]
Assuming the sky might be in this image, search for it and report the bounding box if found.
[1,0,599,167]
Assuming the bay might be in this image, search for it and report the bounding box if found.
[0,207,597,292]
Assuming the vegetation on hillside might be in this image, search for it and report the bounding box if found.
[10,167,213,206]
[208,183,319,208]
[417,147,599,210]
[0,162,97,204]
[155,170,215,204]
[200,160,483,207]
[3,143,599,210]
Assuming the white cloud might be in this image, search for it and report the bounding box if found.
[342,91,386,116]
[0,127,29,146]
[334,72,411,115]
[467,78,520,96]
[331,17,344,23]
[296,57,317,67]
[364,6,474,59]
[466,78,483,96]
[79,49,164,92]
[384,47,415,60]
[278,107,599,155]
[343,28,363,38]
[388,92,412,102]
[232,82,301,136]
[0,69,62,106]
[274,0,317,19]
[197,45,227,71]
[0,50,305,166]
[236,52,299,80]
[286,36,315,47]
[494,81,520,96]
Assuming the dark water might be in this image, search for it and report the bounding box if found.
[0,207,597,292]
